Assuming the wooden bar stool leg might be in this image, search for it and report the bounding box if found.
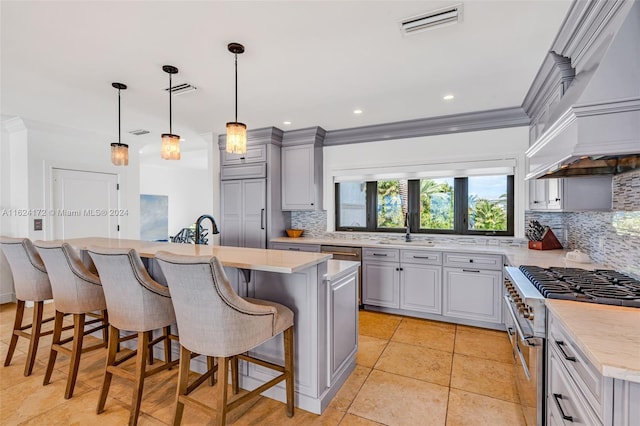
[284,326,295,418]
[163,326,171,367]
[101,309,109,346]
[130,331,149,426]
[206,356,216,386]
[216,356,229,426]
[65,313,86,399]
[43,310,64,385]
[97,325,120,414]
[146,331,154,365]
[173,345,191,426]
[4,299,25,367]
[24,301,45,376]
[231,356,239,395]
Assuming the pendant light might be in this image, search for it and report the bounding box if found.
[110,83,128,166]
[161,65,180,160]
[226,43,247,154]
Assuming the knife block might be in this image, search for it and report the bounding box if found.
[528,228,563,250]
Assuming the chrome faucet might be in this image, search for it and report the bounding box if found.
[405,213,411,242]
[194,214,220,245]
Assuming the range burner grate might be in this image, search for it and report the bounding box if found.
[518,265,640,307]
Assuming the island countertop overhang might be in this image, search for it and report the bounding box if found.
[56,237,332,274]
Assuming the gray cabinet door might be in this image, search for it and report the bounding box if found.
[363,260,399,308]
[221,180,242,247]
[242,179,267,249]
[400,264,442,314]
[328,269,358,385]
[221,178,266,249]
[443,267,502,323]
[282,145,315,210]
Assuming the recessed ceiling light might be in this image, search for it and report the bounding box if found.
[283,121,292,125]
[443,94,455,101]
[353,109,363,114]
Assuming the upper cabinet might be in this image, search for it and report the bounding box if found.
[281,127,325,211]
[528,176,612,211]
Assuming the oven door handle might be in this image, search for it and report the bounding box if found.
[503,295,540,346]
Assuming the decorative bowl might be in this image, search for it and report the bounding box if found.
[286,229,304,238]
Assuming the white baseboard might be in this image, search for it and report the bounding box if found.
[0,292,16,304]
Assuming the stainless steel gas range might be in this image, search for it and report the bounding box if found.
[503,265,640,426]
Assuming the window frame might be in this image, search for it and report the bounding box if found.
[335,175,514,236]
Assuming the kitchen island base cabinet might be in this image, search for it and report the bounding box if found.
[239,262,358,414]
[442,267,502,324]
[547,310,640,426]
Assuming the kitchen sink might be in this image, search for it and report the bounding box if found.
[376,240,436,247]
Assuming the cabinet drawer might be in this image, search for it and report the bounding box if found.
[401,250,442,265]
[270,242,320,253]
[221,145,267,166]
[443,253,503,270]
[363,248,399,262]
[548,347,602,426]
[548,314,603,418]
[221,163,267,180]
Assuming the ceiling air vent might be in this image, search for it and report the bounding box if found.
[128,129,150,136]
[400,4,463,35]
[163,82,197,95]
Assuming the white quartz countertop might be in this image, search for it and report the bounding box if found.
[325,260,360,282]
[546,299,640,383]
[59,237,332,274]
[271,237,605,269]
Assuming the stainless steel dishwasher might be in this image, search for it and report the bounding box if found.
[320,245,363,308]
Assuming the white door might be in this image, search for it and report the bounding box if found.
[52,169,119,239]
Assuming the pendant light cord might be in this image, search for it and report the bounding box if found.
[117,88,121,144]
[234,53,238,123]
[169,73,173,134]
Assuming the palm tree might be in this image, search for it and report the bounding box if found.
[472,199,507,231]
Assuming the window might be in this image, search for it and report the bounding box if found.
[336,175,514,236]
[336,181,367,229]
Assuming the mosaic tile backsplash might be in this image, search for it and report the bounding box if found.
[292,170,640,275]
[525,170,640,276]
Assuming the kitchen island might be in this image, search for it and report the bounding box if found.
[59,237,358,415]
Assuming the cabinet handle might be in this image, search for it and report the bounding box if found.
[412,256,432,259]
[310,203,314,206]
[552,393,574,422]
[372,253,388,257]
[555,341,576,362]
[395,267,399,271]
[462,269,480,273]
[329,252,359,257]
[260,209,265,230]
[469,259,474,263]
[288,248,300,251]
[240,157,246,160]
[507,327,514,336]
[533,201,540,204]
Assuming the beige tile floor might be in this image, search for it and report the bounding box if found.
[0,303,526,425]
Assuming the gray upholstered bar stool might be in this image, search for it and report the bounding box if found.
[34,241,109,399]
[155,251,295,426]
[0,237,57,376]
[88,246,181,426]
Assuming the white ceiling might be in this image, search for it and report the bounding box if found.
[1,0,572,158]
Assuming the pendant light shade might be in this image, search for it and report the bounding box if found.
[161,133,180,160]
[226,43,247,154]
[110,82,128,166]
[162,65,180,160]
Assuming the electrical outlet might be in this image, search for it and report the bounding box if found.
[598,236,605,251]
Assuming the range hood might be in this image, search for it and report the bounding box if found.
[526,1,640,180]
[526,97,640,179]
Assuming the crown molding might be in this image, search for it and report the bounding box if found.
[323,107,529,146]
[281,126,326,147]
